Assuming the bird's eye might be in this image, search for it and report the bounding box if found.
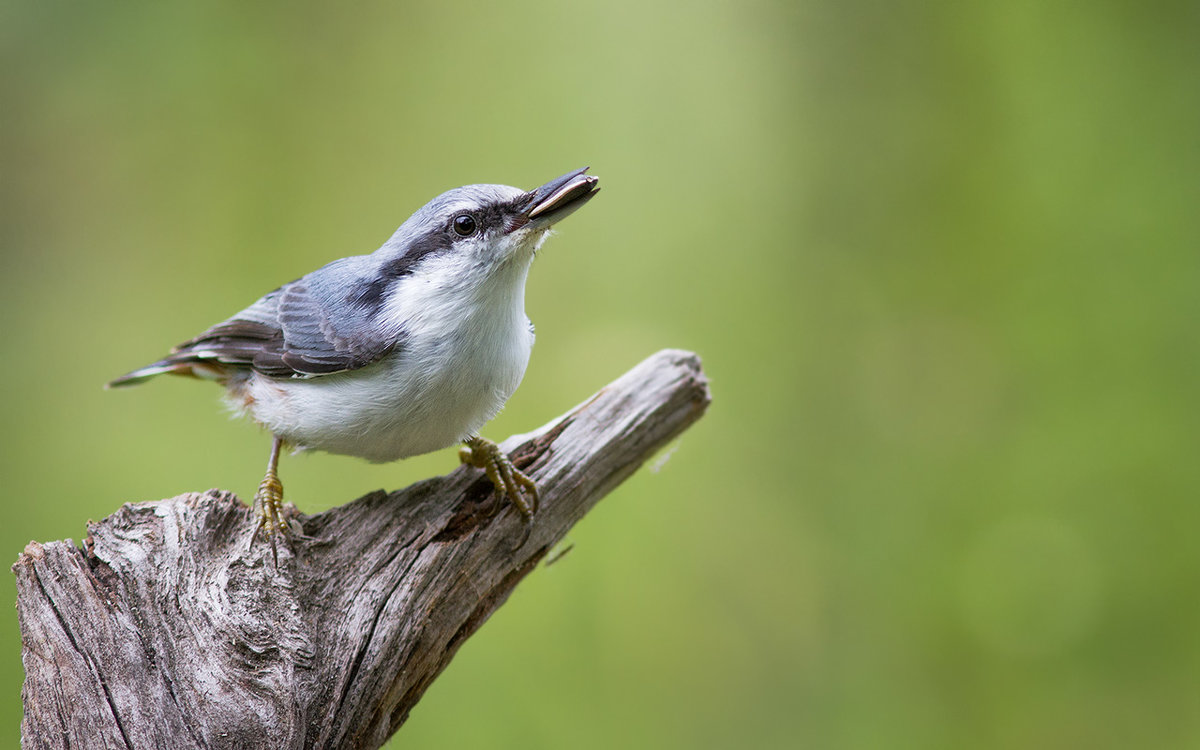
[452,214,477,237]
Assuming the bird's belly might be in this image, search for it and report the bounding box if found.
[236,330,532,462]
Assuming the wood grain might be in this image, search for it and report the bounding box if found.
[16,349,711,749]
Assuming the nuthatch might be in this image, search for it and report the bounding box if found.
[109,168,600,559]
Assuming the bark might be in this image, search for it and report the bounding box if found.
[15,349,711,749]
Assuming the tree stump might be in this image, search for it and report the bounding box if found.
[14,349,711,749]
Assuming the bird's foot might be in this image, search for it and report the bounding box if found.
[460,436,538,540]
[251,472,289,567]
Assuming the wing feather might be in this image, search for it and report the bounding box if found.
[108,257,397,386]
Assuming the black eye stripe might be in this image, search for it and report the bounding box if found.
[380,229,452,282]
[448,200,527,237]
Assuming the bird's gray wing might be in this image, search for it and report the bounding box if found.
[165,258,396,379]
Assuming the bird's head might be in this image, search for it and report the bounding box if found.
[377,167,600,280]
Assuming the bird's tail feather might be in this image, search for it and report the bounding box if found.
[106,362,180,388]
[106,359,227,388]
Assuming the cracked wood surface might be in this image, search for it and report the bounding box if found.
[15,349,711,750]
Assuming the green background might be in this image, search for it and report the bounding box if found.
[3,1,1198,748]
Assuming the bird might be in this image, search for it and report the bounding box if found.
[108,167,600,559]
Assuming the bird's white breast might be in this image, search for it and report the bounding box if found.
[232,253,535,462]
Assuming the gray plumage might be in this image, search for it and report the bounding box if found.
[109,168,599,467]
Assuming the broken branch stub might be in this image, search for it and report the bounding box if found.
[16,348,711,749]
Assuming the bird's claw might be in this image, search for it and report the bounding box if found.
[460,437,539,533]
[251,473,289,567]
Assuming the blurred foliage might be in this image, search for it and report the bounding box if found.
[2,1,1199,748]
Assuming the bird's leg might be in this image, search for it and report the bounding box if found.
[459,436,539,525]
[251,435,288,566]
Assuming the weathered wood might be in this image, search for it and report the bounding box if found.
[15,349,711,749]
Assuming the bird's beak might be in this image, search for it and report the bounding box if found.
[522,167,600,228]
